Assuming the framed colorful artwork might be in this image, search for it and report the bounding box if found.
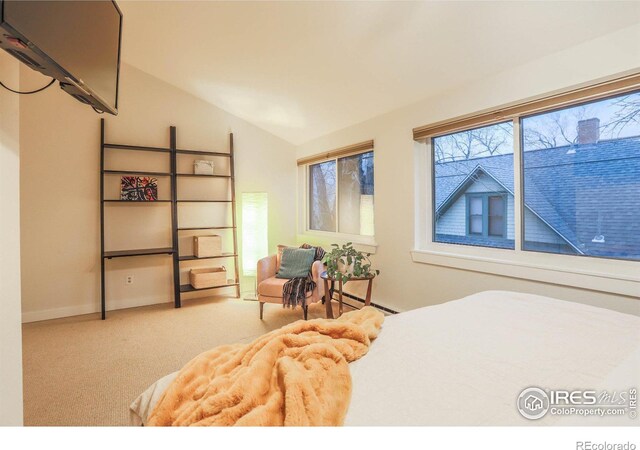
[120,176,158,201]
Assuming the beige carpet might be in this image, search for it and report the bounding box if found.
[22,297,350,426]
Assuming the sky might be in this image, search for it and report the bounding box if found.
[434,91,640,162]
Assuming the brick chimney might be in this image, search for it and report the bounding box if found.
[576,118,600,145]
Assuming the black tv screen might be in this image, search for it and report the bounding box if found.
[0,0,122,114]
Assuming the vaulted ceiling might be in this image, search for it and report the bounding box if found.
[118,1,640,145]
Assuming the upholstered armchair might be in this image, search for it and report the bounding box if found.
[257,246,325,320]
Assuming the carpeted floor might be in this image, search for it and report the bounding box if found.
[22,296,349,426]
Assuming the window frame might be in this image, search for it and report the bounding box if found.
[429,86,640,262]
[517,95,640,263]
[304,149,376,243]
[412,74,640,298]
[430,119,515,250]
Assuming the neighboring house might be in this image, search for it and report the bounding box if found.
[434,135,640,259]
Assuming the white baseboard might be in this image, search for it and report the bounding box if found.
[21,296,172,323]
[22,304,97,323]
[21,293,402,323]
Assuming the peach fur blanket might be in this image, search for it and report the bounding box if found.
[147,306,385,426]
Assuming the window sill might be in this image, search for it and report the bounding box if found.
[411,247,640,298]
[297,231,378,254]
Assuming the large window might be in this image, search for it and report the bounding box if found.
[428,88,640,262]
[433,122,514,249]
[522,91,640,261]
[308,151,374,236]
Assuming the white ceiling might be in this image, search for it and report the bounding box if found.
[118,1,640,145]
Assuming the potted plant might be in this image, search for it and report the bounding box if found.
[323,242,380,284]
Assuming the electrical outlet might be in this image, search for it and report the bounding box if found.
[126,275,134,285]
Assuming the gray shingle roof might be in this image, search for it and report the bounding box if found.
[435,136,640,259]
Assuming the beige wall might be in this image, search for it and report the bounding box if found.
[15,21,640,322]
[0,53,24,424]
[296,24,640,315]
[20,62,297,322]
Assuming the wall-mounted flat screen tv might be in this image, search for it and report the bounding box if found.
[0,0,122,115]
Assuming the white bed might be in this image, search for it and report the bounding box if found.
[130,291,640,426]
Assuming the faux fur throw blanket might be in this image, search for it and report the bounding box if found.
[147,306,384,426]
[282,244,326,309]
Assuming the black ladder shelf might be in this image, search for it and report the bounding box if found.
[99,119,240,319]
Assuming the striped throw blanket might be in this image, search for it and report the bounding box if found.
[282,244,325,309]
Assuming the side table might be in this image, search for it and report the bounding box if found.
[321,271,375,319]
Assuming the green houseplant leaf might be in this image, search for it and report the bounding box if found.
[322,242,380,285]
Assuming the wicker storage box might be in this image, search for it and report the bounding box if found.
[190,267,227,289]
[194,160,215,175]
[194,235,222,257]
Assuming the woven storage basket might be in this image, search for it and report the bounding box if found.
[194,235,222,257]
[189,267,227,289]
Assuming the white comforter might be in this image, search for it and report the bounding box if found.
[130,291,640,426]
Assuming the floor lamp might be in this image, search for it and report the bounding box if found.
[241,192,268,301]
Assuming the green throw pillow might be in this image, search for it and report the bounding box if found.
[276,247,316,279]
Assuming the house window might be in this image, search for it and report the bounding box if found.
[414,78,640,295]
[308,151,374,236]
[468,195,483,235]
[521,91,640,261]
[466,194,507,238]
[488,195,505,237]
[423,85,640,262]
[433,122,514,249]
